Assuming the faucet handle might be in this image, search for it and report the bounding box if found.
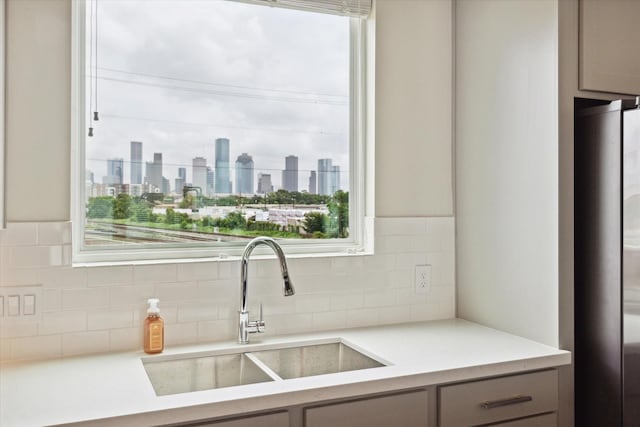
[257,303,265,333]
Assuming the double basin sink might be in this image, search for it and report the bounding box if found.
[142,338,388,396]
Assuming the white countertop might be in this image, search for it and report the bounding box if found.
[0,319,571,427]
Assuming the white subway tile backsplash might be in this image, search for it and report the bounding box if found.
[109,327,140,352]
[108,284,155,308]
[346,308,380,328]
[177,261,218,282]
[40,267,88,289]
[364,289,398,308]
[330,291,364,311]
[134,264,178,284]
[311,310,348,331]
[10,335,62,360]
[87,266,133,286]
[37,222,72,245]
[165,322,198,345]
[39,311,87,335]
[1,223,38,246]
[177,302,218,323]
[154,282,199,302]
[0,217,456,361]
[295,294,331,313]
[62,331,110,356]
[87,309,134,330]
[62,288,110,310]
[198,319,234,341]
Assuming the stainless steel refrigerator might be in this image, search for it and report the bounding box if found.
[575,97,640,426]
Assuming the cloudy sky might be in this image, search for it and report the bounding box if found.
[86,0,350,192]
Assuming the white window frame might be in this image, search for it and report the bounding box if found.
[70,0,372,265]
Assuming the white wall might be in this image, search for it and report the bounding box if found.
[0,0,456,361]
[455,0,559,347]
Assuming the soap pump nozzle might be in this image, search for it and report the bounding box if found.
[147,298,160,315]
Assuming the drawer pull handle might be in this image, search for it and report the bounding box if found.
[480,395,533,409]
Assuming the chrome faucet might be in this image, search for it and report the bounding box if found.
[238,237,294,344]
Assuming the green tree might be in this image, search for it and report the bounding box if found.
[303,211,327,234]
[222,211,247,230]
[86,196,113,219]
[165,207,176,224]
[113,193,132,219]
[131,203,152,222]
[327,190,349,238]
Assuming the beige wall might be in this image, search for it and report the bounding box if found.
[455,0,559,347]
[4,0,454,222]
[6,0,70,222]
[375,0,453,217]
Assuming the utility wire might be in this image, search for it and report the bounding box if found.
[100,113,344,136]
[97,66,348,99]
[92,76,349,106]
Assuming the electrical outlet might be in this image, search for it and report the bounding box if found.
[415,265,432,294]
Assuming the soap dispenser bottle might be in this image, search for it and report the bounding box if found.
[144,298,164,354]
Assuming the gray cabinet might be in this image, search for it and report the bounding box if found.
[579,0,640,95]
[304,390,429,427]
[173,411,288,427]
[438,370,558,427]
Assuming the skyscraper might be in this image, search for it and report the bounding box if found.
[214,138,232,194]
[235,153,254,194]
[145,153,163,192]
[282,155,298,192]
[162,177,171,195]
[103,158,123,185]
[317,158,332,195]
[257,173,274,194]
[308,170,317,194]
[192,157,207,194]
[130,141,143,184]
[331,165,341,194]
[175,167,187,194]
[207,167,215,196]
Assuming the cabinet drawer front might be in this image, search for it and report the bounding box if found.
[492,412,557,427]
[439,370,557,427]
[304,390,429,427]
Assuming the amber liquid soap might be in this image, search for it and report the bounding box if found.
[144,298,164,354]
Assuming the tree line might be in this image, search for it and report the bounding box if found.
[86,190,349,239]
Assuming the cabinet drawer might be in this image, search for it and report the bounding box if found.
[492,412,557,427]
[439,370,557,427]
[304,390,429,427]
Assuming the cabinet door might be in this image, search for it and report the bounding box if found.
[439,370,557,427]
[304,390,429,427]
[182,411,288,427]
[580,0,640,95]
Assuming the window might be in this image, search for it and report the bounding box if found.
[71,0,370,263]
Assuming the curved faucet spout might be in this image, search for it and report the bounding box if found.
[238,237,294,344]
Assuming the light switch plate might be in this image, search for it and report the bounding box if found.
[0,285,42,321]
[23,294,36,316]
[8,295,20,316]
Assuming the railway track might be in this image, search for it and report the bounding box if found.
[86,221,254,244]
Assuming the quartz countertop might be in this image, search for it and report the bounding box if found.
[0,319,571,426]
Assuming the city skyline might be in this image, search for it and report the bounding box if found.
[93,139,343,196]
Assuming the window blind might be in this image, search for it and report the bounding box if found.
[235,0,372,18]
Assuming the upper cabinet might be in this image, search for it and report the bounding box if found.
[580,0,640,95]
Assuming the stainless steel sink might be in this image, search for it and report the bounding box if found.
[142,352,274,396]
[251,341,385,380]
[142,339,387,396]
